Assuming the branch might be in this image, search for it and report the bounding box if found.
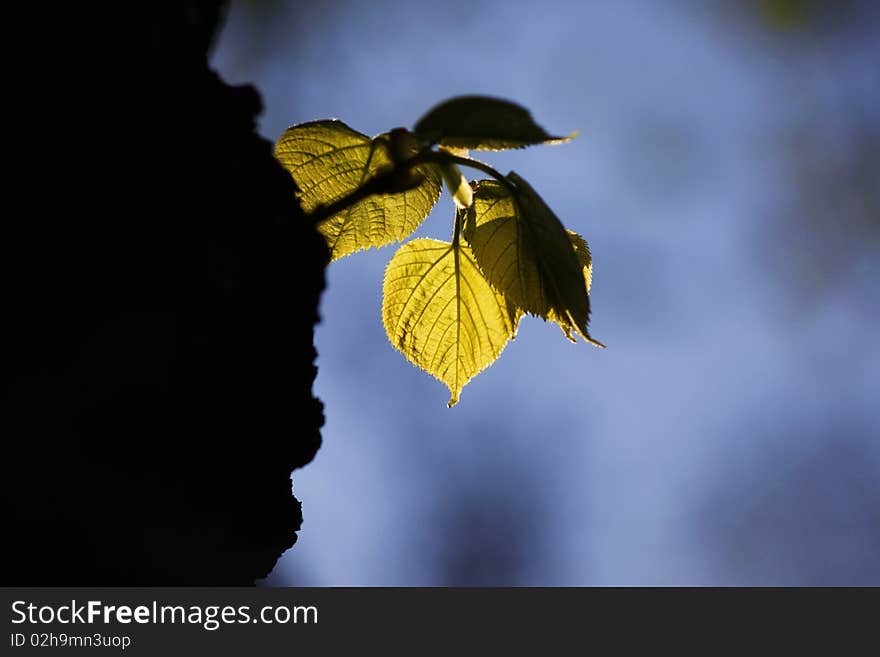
[307,149,516,227]
[424,152,516,192]
[308,168,423,227]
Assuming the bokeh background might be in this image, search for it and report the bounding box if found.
[212,0,880,585]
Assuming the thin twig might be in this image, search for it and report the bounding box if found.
[306,149,517,227]
[424,152,516,191]
[308,171,395,226]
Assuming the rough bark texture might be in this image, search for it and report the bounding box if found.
[4,2,326,584]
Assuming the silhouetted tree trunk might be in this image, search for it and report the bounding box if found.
[4,1,326,584]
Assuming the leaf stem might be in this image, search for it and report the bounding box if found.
[452,207,464,247]
[424,152,516,192]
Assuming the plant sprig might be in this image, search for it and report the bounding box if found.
[275,96,602,407]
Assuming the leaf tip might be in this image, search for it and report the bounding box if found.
[586,335,606,349]
[543,130,578,146]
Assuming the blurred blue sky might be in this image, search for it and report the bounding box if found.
[212,0,880,585]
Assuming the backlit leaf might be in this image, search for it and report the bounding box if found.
[413,96,576,151]
[464,174,602,346]
[275,120,442,261]
[382,237,519,407]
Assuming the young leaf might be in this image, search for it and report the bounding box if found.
[413,96,576,151]
[464,174,602,347]
[382,238,519,407]
[275,120,442,261]
[439,161,473,209]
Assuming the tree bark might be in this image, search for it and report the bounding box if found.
[4,1,326,584]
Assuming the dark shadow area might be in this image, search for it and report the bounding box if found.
[3,2,326,584]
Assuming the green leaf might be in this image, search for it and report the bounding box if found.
[382,237,520,407]
[413,96,577,151]
[464,173,603,347]
[275,120,442,261]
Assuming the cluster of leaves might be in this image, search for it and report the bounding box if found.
[275,96,603,407]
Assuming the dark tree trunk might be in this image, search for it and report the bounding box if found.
[4,2,326,584]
